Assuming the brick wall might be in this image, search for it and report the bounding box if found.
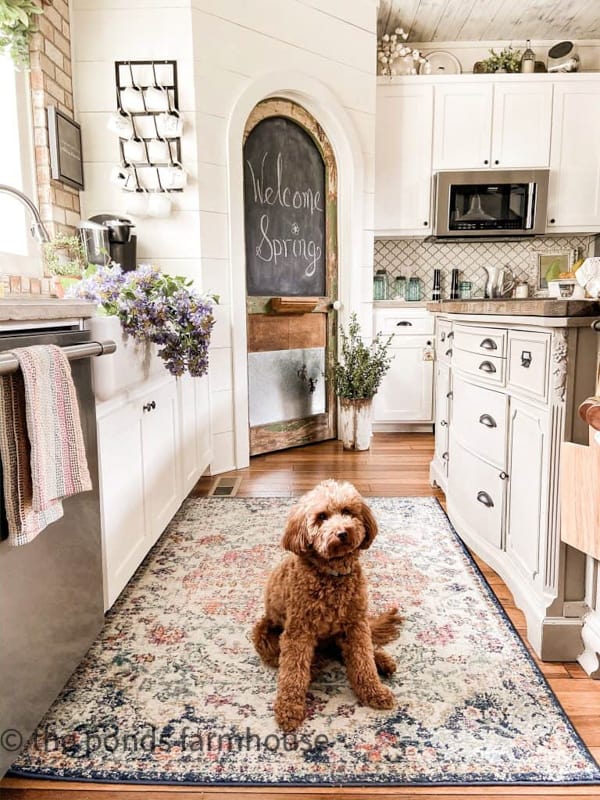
[28,0,80,238]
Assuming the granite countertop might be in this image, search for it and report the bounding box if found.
[426,299,600,317]
[0,298,97,322]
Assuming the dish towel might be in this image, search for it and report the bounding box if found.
[0,345,92,546]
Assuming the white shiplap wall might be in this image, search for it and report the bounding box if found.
[72,0,378,473]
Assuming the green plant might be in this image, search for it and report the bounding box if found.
[44,234,88,277]
[479,45,522,73]
[0,0,44,68]
[331,313,394,401]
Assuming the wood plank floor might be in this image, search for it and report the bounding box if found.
[3,433,600,800]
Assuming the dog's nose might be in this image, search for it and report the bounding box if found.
[337,530,348,542]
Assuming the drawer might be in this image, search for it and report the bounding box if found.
[452,348,506,387]
[448,435,506,549]
[375,308,435,337]
[508,330,551,402]
[452,378,507,468]
[454,325,507,358]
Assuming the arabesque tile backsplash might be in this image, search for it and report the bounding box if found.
[374,236,595,300]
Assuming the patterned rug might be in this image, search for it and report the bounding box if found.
[9,497,600,786]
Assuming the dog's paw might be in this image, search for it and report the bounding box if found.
[374,649,397,676]
[274,699,306,732]
[361,684,396,710]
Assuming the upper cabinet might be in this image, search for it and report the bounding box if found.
[547,80,600,232]
[432,81,553,171]
[374,83,434,236]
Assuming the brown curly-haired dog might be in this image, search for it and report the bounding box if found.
[252,479,402,732]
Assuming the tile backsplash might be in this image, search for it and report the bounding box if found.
[374,236,595,300]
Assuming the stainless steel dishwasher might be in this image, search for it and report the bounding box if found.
[0,321,115,777]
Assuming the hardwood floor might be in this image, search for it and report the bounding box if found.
[3,433,600,800]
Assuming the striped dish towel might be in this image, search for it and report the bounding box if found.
[0,345,92,546]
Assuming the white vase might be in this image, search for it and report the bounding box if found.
[339,398,373,451]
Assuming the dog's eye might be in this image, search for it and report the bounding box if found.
[342,508,352,516]
[316,512,328,522]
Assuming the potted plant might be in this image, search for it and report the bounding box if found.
[478,45,522,73]
[0,0,44,67]
[331,313,393,450]
[70,263,217,379]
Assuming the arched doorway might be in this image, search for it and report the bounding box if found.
[243,99,338,456]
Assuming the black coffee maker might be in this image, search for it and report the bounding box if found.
[79,214,137,271]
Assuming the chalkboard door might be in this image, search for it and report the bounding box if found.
[243,103,338,456]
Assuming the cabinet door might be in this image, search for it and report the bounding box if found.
[491,82,552,168]
[373,336,433,422]
[141,379,181,544]
[433,83,493,170]
[434,361,450,469]
[375,83,434,234]
[547,81,600,232]
[506,397,550,586]
[177,374,212,497]
[97,402,146,610]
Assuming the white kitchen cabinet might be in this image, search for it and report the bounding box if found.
[374,83,434,235]
[373,307,434,428]
[431,359,450,490]
[432,82,493,170]
[433,81,552,171]
[177,373,212,497]
[97,372,212,611]
[431,314,596,661]
[547,80,600,232]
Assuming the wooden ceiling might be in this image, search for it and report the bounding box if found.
[377,0,600,42]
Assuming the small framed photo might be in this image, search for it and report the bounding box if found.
[47,107,84,190]
[535,249,576,291]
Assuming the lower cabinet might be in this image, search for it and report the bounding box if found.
[97,373,211,610]
[432,315,596,661]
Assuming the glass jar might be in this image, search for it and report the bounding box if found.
[521,40,535,73]
[458,280,472,300]
[393,275,406,300]
[406,276,422,302]
[373,269,389,301]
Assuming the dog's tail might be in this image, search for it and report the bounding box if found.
[369,607,403,646]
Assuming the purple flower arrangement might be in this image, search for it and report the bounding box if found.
[71,264,217,378]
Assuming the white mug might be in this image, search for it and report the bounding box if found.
[125,189,150,217]
[145,85,169,111]
[157,111,183,138]
[148,192,172,218]
[162,164,187,190]
[107,112,133,138]
[147,138,171,164]
[122,138,146,164]
[121,85,146,113]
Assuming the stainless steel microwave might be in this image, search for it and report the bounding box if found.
[432,169,549,239]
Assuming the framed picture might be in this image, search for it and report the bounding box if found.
[47,107,84,190]
[535,249,576,291]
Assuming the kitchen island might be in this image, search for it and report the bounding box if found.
[429,301,599,662]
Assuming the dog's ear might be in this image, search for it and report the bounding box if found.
[282,504,309,554]
[359,500,378,549]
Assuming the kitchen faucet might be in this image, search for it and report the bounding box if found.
[0,184,51,244]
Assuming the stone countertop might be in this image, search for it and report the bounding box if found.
[426,299,600,317]
[0,299,97,322]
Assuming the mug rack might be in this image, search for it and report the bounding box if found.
[114,59,184,193]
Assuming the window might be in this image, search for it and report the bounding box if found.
[0,53,41,274]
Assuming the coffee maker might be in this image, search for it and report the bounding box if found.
[79,214,137,271]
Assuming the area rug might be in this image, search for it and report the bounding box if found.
[9,497,600,786]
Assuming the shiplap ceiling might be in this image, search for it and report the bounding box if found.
[377,0,600,42]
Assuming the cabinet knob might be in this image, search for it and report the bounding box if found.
[143,400,156,412]
[476,490,494,508]
[423,221,429,226]
[442,451,449,461]
[446,390,453,399]
[499,471,509,480]
[484,159,489,165]
[549,218,556,224]
[494,159,499,165]
[445,348,453,357]
[440,419,448,427]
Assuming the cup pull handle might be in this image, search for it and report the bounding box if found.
[445,348,453,357]
[396,320,413,326]
[479,360,497,374]
[477,491,494,508]
[480,338,498,351]
[479,413,497,428]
